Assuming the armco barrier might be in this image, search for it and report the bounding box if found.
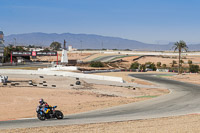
[0,69,123,83]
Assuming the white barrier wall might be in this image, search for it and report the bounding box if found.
[38,66,79,71]
[0,69,123,83]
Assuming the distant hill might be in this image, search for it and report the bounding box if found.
[4,32,200,51]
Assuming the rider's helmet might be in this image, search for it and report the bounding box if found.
[39,98,44,105]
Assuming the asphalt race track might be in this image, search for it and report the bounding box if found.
[92,55,123,62]
[1,74,200,129]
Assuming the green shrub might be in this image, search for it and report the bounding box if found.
[157,62,161,67]
[90,61,104,67]
[162,64,167,68]
[189,65,199,73]
[171,60,177,67]
[130,62,140,69]
[145,62,157,71]
[188,60,192,65]
[141,64,146,71]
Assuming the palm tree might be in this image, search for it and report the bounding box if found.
[173,40,188,74]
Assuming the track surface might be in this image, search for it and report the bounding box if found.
[92,55,123,62]
[1,74,200,129]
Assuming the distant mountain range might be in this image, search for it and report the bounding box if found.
[4,32,200,51]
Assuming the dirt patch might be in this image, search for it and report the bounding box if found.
[0,74,168,121]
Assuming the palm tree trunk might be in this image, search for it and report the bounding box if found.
[178,48,181,74]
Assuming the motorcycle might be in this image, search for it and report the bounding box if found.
[36,105,63,121]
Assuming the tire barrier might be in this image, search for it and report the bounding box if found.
[52,85,56,87]
[83,69,121,74]
[0,70,124,83]
[76,81,81,85]
[0,75,8,83]
[11,83,15,86]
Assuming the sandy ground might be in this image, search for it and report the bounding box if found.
[160,73,200,85]
[133,56,200,67]
[110,55,200,69]
[0,73,168,121]
[2,114,200,133]
[94,72,154,85]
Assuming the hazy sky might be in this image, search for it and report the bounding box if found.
[1,0,200,44]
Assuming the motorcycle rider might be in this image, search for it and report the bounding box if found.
[38,98,51,114]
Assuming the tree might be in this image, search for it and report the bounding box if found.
[130,62,140,69]
[157,62,161,67]
[189,65,199,73]
[3,45,26,62]
[50,41,61,51]
[140,64,146,71]
[171,60,177,67]
[145,62,156,71]
[4,45,13,62]
[188,60,192,65]
[180,60,184,66]
[162,64,167,68]
[15,46,25,52]
[172,40,188,74]
[42,48,50,52]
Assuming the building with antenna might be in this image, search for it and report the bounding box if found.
[0,31,5,63]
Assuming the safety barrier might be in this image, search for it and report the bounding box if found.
[0,69,123,83]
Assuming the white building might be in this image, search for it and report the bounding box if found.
[68,45,77,51]
[29,47,44,51]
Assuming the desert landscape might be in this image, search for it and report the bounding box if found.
[0,73,168,121]
[1,72,200,133]
[2,1,200,132]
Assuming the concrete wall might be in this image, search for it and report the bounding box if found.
[0,69,123,83]
[38,66,79,71]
